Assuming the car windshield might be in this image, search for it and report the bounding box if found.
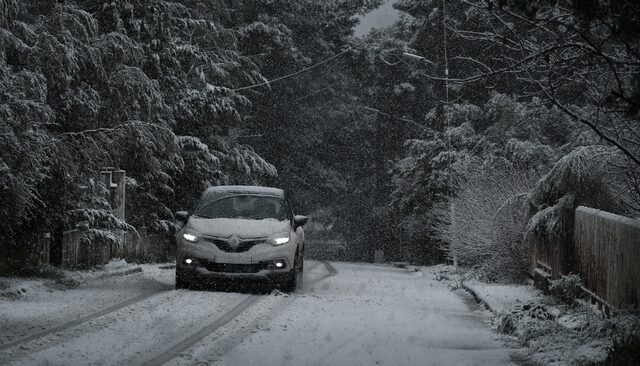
[195,195,286,221]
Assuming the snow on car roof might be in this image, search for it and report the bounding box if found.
[202,185,284,197]
[196,186,284,211]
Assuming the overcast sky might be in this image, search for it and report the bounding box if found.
[353,0,401,37]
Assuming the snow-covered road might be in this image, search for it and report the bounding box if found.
[0,261,519,366]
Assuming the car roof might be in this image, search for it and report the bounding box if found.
[202,185,284,198]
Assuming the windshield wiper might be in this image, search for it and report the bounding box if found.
[193,213,213,219]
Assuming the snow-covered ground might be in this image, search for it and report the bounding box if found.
[463,281,542,313]
[0,260,521,366]
[446,270,640,366]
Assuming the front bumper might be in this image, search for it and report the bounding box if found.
[177,239,296,282]
[177,261,292,283]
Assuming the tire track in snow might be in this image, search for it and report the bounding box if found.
[141,294,263,366]
[304,260,323,274]
[303,260,338,290]
[322,261,338,275]
[161,262,340,365]
[0,289,169,352]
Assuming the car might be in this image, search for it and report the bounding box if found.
[174,185,308,292]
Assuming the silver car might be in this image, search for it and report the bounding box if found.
[174,186,308,291]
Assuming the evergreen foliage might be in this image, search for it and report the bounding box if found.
[2,0,639,272]
[0,0,279,261]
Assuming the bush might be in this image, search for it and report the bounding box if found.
[435,163,536,282]
[600,334,640,366]
[549,273,582,305]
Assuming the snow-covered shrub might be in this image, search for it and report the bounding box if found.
[580,314,640,343]
[435,161,536,282]
[524,194,577,261]
[494,311,517,335]
[600,334,640,366]
[530,146,622,211]
[494,298,640,365]
[494,303,553,336]
[484,192,533,282]
[549,273,582,305]
[524,145,634,281]
[580,314,640,365]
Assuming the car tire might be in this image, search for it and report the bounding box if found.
[281,254,299,293]
[175,268,190,290]
[297,250,304,287]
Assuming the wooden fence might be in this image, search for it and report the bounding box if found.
[121,228,175,263]
[61,230,111,269]
[0,169,178,274]
[0,229,173,274]
[60,228,173,269]
[574,207,640,309]
[0,233,50,274]
[530,205,640,310]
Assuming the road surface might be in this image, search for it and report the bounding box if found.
[0,261,520,365]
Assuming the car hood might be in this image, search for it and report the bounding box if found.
[187,217,290,239]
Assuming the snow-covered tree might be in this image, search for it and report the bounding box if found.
[1,0,281,270]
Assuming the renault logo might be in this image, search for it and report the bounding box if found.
[228,235,240,250]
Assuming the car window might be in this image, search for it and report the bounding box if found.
[195,195,286,221]
[282,197,293,221]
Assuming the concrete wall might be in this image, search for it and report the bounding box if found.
[574,206,640,309]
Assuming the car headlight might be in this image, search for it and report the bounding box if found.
[182,232,199,243]
[271,233,290,246]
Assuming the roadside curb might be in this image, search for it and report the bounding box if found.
[461,282,494,313]
[432,270,495,313]
[97,266,143,279]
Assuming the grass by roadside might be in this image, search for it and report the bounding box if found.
[421,265,640,366]
[0,264,82,300]
[0,259,171,300]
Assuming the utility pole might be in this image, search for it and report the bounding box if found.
[434,0,449,130]
[442,0,449,105]
[403,1,456,266]
[441,0,456,267]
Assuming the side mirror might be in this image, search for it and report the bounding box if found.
[293,215,308,228]
[175,211,190,225]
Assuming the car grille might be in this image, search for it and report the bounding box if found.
[202,261,268,274]
[203,236,267,253]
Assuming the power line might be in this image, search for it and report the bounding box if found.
[359,105,428,130]
[233,48,353,92]
[282,81,340,106]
